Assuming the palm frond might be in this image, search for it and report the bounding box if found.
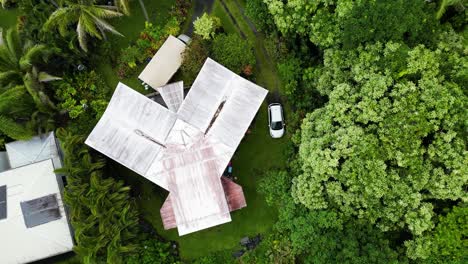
[79,12,103,39]
[0,114,33,140]
[77,19,88,52]
[92,5,124,18]
[114,0,130,16]
[44,7,73,36]
[90,14,124,37]
[5,28,21,64]
[0,85,27,113]
[0,70,21,87]
[38,71,62,82]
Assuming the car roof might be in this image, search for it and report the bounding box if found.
[270,104,282,122]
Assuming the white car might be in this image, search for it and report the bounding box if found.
[268,103,285,138]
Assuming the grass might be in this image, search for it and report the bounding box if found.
[0,8,20,30]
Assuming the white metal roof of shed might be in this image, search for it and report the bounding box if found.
[138,35,186,89]
[0,159,74,264]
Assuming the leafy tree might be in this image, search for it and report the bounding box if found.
[56,129,140,264]
[212,33,255,75]
[193,13,220,40]
[0,28,59,112]
[245,0,275,32]
[262,0,437,48]
[293,39,467,255]
[44,0,124,52]
[256,170,401,263]
[405,204,468,261]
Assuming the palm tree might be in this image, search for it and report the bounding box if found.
[0,28,60,113]
[44,0,124,52]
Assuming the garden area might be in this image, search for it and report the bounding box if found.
[0,0,467,263]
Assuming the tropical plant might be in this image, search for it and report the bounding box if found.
[114,0,130,15]
[44,0,124,52]
[0,28,59,113]
[56,128,140,264]
[193,13,220,40]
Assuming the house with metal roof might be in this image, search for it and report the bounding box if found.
[86,57,268,236]
[0,132,74,264]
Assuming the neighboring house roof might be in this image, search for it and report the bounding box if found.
[86,57,267,236]
[5,132,62,169]
[138,35,187,89]
[0,151,10,172]
[0,159,74,264]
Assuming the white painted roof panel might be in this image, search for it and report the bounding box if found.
[139,35,186,89]
[0,159,74,264]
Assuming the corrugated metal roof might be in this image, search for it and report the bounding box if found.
[87,57,267,236]
[85,82,177,179]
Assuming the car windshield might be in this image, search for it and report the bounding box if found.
[271,121,283,130]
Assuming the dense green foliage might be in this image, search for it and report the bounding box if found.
[243,0,468,262]
[212,33,255,75]
[180,36,210,85]
[262,0,439,48]
[126,239,180,264]
[56,129,141,263]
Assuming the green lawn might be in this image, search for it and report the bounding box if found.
[0,8,19,30]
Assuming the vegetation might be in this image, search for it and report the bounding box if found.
[193,13,220,40]
[0,0,466,262]
[44,0,125,52]
[212,33,255,75]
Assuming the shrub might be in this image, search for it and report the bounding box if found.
[212,34,255,75]
[118,18,181,78]
[194,13,221,40]
[181,36,210,85]
[54,70,110,119]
